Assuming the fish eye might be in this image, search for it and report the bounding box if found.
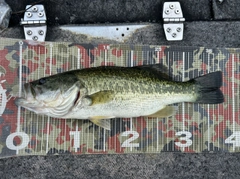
[39,78,46,85]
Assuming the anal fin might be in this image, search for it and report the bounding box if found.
[89,116,113,130]
[147,106,178,118]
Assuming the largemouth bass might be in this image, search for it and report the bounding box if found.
[15,65,224,130]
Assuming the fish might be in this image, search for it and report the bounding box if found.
[15,64,224,130]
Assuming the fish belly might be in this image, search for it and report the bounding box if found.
[64,93,195,119]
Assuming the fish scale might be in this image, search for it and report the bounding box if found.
[0,37,239,158]
[75,67,196,95]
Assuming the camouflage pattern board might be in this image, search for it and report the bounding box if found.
[0,37,239,158]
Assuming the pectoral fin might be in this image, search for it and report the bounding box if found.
[89,90,114,105]
[147,106,178,118]
[81,96,92,106]
[89,116,113,130]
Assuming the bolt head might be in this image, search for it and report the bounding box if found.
[166,28,171,33]
[172,33,177,38]
[176,27,181,32]
[38,30,44,35]
[169,4,175,9]
[175,9,180,14]
[27,30,32,35]
[26,12,32,18]
[165,9,170,15]
[32,6,38,12]
[33,36,38,41]
[38,12,44,17]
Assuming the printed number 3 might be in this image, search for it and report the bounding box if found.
[121,131,139,147]
[174,131,192,147]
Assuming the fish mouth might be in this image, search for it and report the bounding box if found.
[15,83,38,107]
[14,82,60,116]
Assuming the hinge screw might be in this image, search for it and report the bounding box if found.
[166,28,172,33]
[26,12,32,18]
[27,30,32,35]
[32,6,38,12]
[38,12,44,17]
[169,4,175,9]
[165,9,170,15]
[176,27,181,32]
[33,36,38,41]
[175,9,180,14]
[38,30,44,35]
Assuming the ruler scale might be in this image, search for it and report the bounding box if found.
[0,38,240,158]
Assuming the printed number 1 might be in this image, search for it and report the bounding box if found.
[70,131,81,152]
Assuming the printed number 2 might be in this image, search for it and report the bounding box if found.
[175,131,192,147]
[225,132,240,147]
[121,131,139,147]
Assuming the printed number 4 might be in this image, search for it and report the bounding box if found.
[225,132,240,147]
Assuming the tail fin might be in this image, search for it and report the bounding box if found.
[194,71,224,104]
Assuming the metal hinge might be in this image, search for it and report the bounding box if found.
[59,24,150,42]
[20,5,47,41]
[0,0,12,29]
[163,2,185,41]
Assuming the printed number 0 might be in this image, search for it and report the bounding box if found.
[225,132,240,147]
[121,131,139,147]
[175,131,192,147]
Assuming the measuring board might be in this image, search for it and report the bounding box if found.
[0,37,239,158]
